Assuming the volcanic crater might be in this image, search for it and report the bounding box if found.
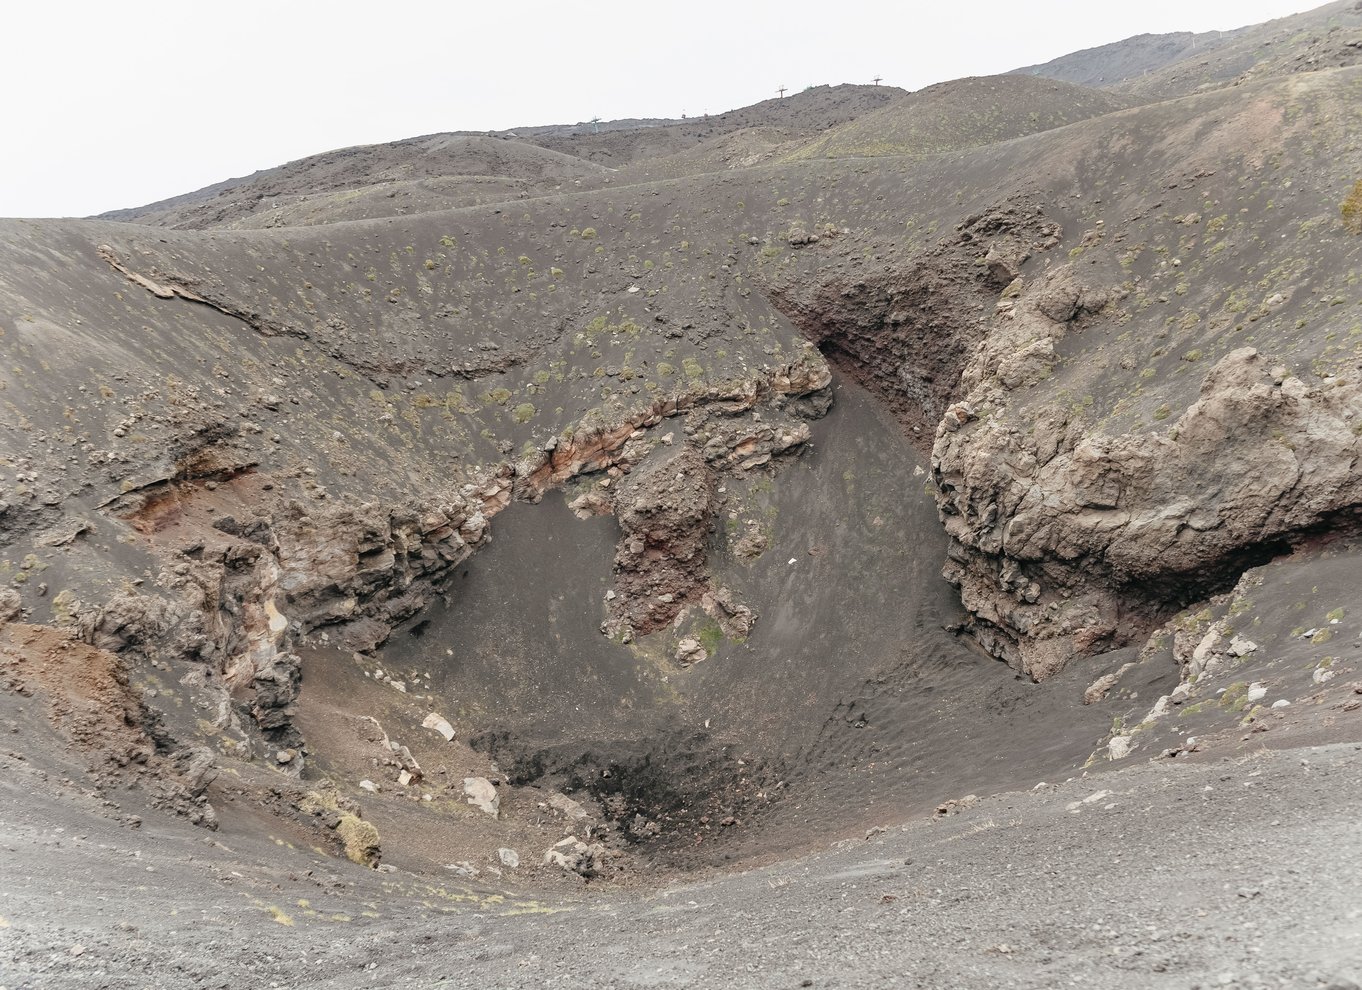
[5,7,1362,986]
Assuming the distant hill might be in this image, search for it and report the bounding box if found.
[1118,0,1362,99]
[1014,0,1362,100]
[100,134,612,229]
[787,75,1129,161]
[514,84,903,167]
[96,4,1362,231]
[101,84,904,228]
[1011,29,1243,88]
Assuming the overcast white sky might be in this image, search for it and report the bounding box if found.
[1,0,1320,218]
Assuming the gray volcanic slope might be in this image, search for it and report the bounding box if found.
[2,4,1362,988]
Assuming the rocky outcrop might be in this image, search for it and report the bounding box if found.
[251,656,303,748]
[517,346,832,497]
[587,376,823,644]
[604,445,716,640]
[0,589,22,624]
[769,199,1061,447]
[98,243,302,339]
[270,494,503,646]
[0,623,219,829]
[298,782,382,867]
[56,480,503,761]
[53,347,830,757]
[543,835,612,878]
[934,266,1362,678]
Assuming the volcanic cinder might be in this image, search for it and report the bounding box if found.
[4,5,1362,988]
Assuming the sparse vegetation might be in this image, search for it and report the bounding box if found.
[1342,179,1362,234]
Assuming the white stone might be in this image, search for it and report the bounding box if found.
[543,835,607,876]
[422,713,456,742]
[498,848,520,868]
[264,600,289,636]
[547,792,590,820]
[1108,736,1134,760]
[1141,696,1172,724]
[463,777,500,817]
[1192,627,1222,663]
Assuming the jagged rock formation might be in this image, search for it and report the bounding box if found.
[604,444,716,641]
[769,200,1061,445]
[0,620,219,828]
[900,178,1362,679]
[936,281,1362,677]
[52,480,504,758]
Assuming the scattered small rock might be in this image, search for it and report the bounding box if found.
[934,795,979,817]
[675,637,708,665]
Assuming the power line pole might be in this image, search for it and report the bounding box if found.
[777,85,787,98]
[873,75,882,86]
[590,116,600,134]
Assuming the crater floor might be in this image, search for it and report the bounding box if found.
[282,376,1136,879]
[4,733,1360,989]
